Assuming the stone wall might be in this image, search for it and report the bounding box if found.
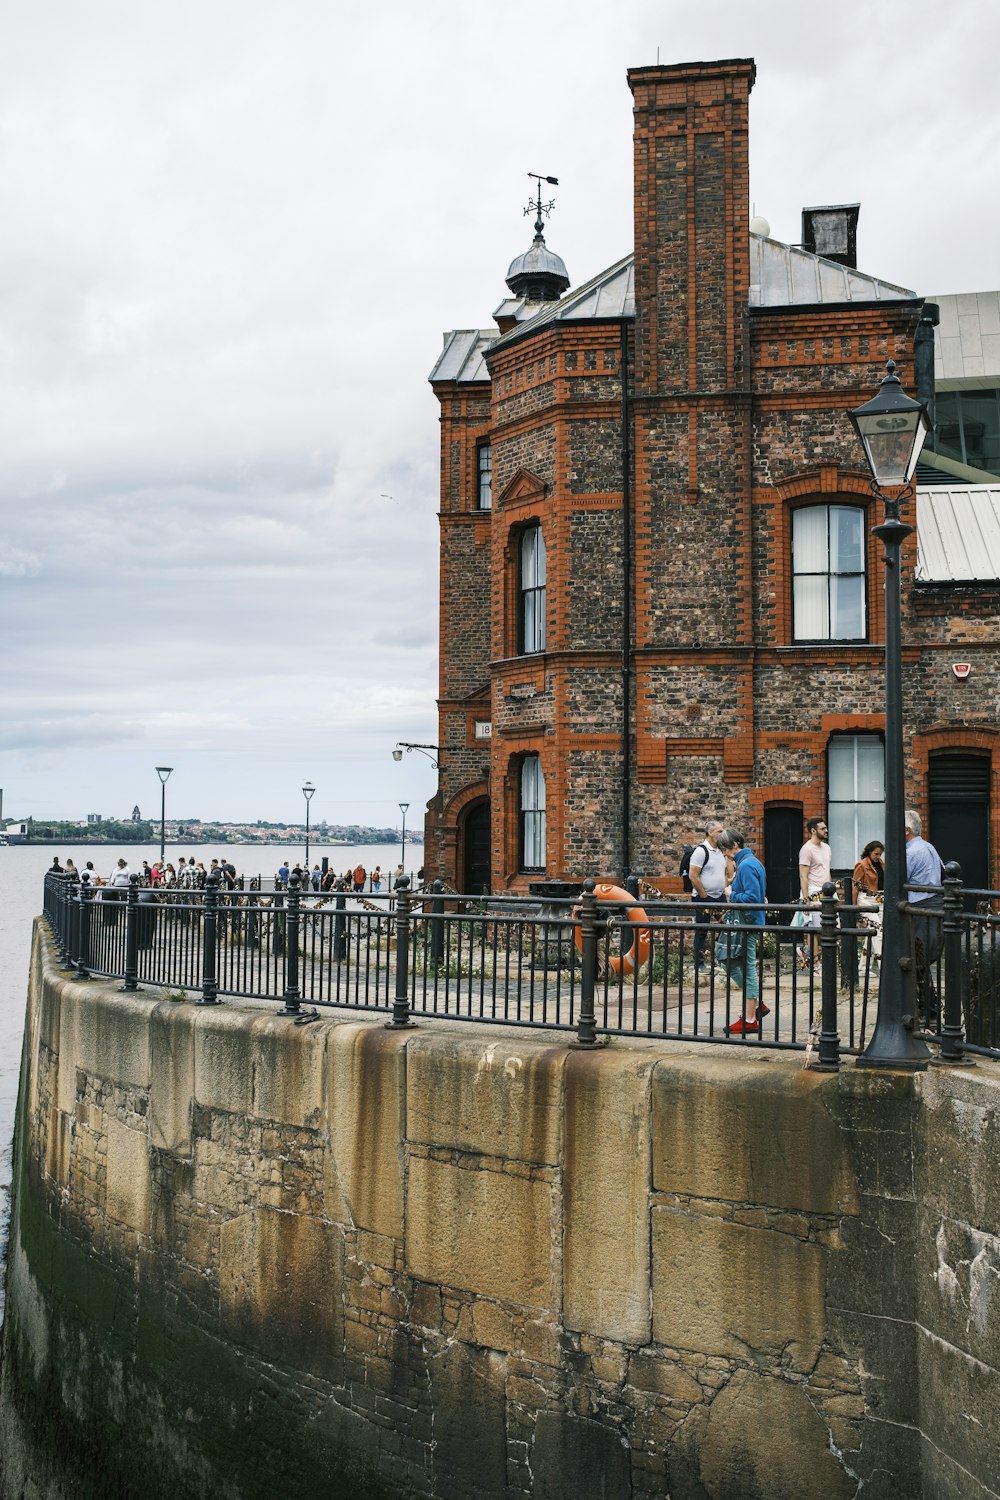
[3,926,1000,1499]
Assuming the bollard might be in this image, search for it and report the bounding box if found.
[386,877,415,1029]
[935,861,971,1067]
[197,870,221,1005]
[574,879,600,1048]
[278,874,303,1016]
[73,878,92,981]
[334,891,347,962]
[119,875,143,992]
[429,879,445,969]
[812,881,840,1070]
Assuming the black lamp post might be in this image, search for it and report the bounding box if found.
[302,781,315,869]
[849,360,931,1071]
[155,766,173,867]
[398,802,409,879]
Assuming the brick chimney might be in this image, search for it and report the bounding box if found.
[627,59,756,396]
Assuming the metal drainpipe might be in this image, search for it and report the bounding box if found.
[620,321,632,874]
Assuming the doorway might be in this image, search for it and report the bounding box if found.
[928,752,991,891]
[764,805,804,910]
[462,800,491,896]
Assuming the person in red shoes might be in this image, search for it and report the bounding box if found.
[716,830,769,1035]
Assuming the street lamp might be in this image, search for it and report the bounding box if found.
[302,781,316,869]
[392,742,443,769]
[398,802,409,879]
[849,359,931,1071]
[155,766,173,867]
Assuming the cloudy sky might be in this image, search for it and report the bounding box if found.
[2,0,997,830]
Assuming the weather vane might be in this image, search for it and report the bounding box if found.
[525,172,559,235]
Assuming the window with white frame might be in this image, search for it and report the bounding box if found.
[827,734,884,870]
[477,443,492,509]
[519,755,546,871]
[519,525,546,654]
[792,505,866,641]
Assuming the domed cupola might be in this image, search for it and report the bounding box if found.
[505,222,570,302]
[505,174,570,302]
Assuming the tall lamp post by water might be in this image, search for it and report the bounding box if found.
[155,766,173,868]
[849,359,931,1071]
[302,781,316,869]
[398,802,409,880]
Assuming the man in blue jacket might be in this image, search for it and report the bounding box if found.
[716,831,768,1035]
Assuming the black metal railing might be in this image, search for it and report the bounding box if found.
[41,866,1000,1067]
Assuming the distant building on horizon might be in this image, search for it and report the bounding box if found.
[426,56,1000,900]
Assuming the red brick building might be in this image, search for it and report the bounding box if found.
[427,57,1000,899]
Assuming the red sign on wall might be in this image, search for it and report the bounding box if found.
[953,663,972,680]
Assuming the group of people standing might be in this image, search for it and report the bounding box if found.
[274,862,383,894]
[684,807,946,1029]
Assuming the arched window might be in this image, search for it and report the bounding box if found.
[792,505,866,641]
[519,526,546,654]
[520,755,546,871]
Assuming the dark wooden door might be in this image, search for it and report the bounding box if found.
[764,805,803,910]
[462,800,491,896]
[928,752,990,891]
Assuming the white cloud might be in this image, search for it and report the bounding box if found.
[2,0,998,820]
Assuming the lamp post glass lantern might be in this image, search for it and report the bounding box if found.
[155,766,173,868]
[398,802,409,880]
[849,361,930,1071]
[302,781,315,870]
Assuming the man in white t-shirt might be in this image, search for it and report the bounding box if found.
[690,820,727,973]
[797,816,832,966]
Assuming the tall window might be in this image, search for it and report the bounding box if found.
[519,526,546,653]
[520,755,546,871]
[931,389,1000,475]
[828,734,884,870]
[792,505,866,641]
[477,444,492,509]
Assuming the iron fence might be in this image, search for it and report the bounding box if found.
[41,867,998,1068]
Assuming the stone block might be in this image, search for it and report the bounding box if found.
[105,1116,150,1235]
[652,1053,859,1216]
[193,1008,254,1115]
[428,1343,507,1500]
[667,1369,855,1500]
[73,986,152,1090]
[917,1205,1000,1373]
[917,1068,1000,1229]
[406,1156,552,1308]
[219,1207,344,1379]
[250,1012,324,1129]
[532,1411,631,1500]
[563,1048,656,1344]
[326,1022,406,1237]
[149,1002,195,1154]
[652,1208,825,1371]
[916,1320,1000,1493]
[627,1352,702,1404]
[406,1033,564,1164]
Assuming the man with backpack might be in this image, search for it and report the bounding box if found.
[684,820,727,973]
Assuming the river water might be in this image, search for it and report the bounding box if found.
[0,839,409,1324]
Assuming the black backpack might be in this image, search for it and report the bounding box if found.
[679,842,709,893]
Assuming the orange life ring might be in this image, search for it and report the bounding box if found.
[574,882,652,976]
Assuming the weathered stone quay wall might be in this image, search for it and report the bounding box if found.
[2,923,999,1500]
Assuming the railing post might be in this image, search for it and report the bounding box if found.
[197,870,221,1005]
[429,879,445,969]
[278,874,302,1016]
[120,875,142,992]
[58,876,75,968]
[813,880,841,1070]
[386,876,415,1029]
[334,891,347,962]
[574,878,600,1048]
[73,877,93,981]
[935,861,971,1066]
